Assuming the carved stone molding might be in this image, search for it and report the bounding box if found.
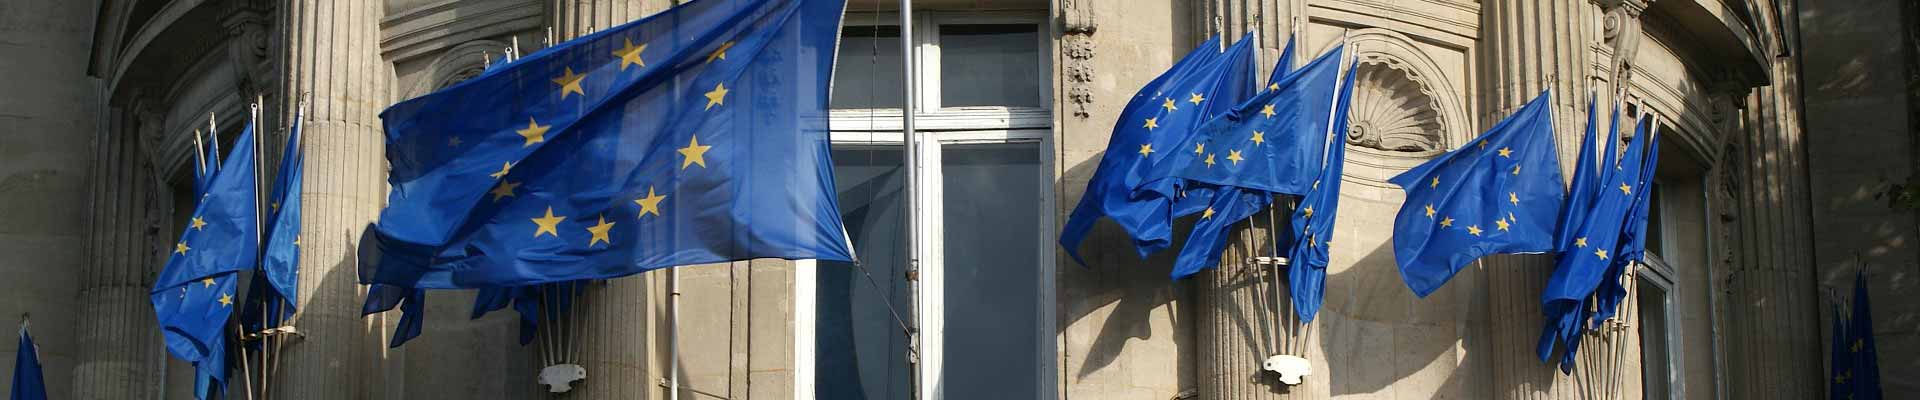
[1600,0,1650,89]
[1339,29,1470,189]
[221,0,276,103]
[1061,0,1096,118]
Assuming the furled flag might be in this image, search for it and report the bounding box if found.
[152,118,259,400]
[10,324,45,400]
[1390,91,1565,297]
[242,110,306,336]
[1846,272,1884,399]
[1059,34,1255,263]
[1830,303,1853,400]
[1538,117,1650,368]
[363,0,854,289]
[1286,58,1356,323]
[1589,124,1659,328]
[1531,92,1604,367]
[1163,42,1339,279]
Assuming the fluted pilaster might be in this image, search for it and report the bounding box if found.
[72,107,165,400]
[1476,0,1603,399]
[270,0,389,398]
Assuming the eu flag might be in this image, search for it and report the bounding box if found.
[1059,35,1254,263]
[10,326,45,400]
[1830,304,1853,399]
[1286,59,1355,323]
[1168,44,1342,196]
[1537,117,1650,365]
[1588,125,1658,327]
[152,119,258,400]
[1390,91,1564,297]
[242,113,306,335]
[364,0,853,289]
[1847,272,1884,399]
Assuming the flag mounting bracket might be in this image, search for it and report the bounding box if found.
[1250,256,1290,266]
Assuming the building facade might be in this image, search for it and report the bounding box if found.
[0,0,1911,399]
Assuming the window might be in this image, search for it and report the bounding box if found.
[1637,275,1674,399]
[804,12,1053,400]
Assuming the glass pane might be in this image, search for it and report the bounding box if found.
[832,25,907,109]
[1637,282,1671,399]
[1646,182,1664,256]
[817,146,912,400]
[939,143,1042,399]
[938,24,1041,108]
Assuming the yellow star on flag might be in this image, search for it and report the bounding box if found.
[1574,237,1588,247]
[1852,339,1863,352]
[1188,92,1205,104]
[218,293,233,307]
[175,241,190,255]
[704,83,730,110]
[1431,177,1441,188]
[1194,143,1205,155]
[1303,206,1315,218]
[449,136,463,147]
[1201,207,1216,219]
[1594,249,1609,260]
[202,278,216,288]
[1143,118,1158,130]
[1495,218,1511,231]
[634,186,666,218]
[1162,98,1178,112]
[516,117,549,147]
[531,207,566,238]
[1619,183,1633,195]
[1251,131,1265,146]
[1424,204,1436,218]
[1268,82,1280,91]
[613,38,648,70]
[1439,217,1454,228]
[586,216,615,247]
[191,216,206,230]
[1204,153,1216,167]
[678,136,713,169]
[1226,149,1244,165]
[490,181,520,202]
[1467,225,1483,236]
[1260,104,1276,118]
[1512,165,1521,175]
[706,41,736,63]
[1138,144,1154,157]
[552,67,587,99]
[489,162,514,179]
[1498,147,1512,158]
[1509,192,1519,205]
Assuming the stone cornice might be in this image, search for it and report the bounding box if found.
[381,0,543,64]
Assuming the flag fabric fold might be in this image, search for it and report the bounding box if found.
[1286,58,1356,323]
[1389,91,1564,297]
[1060,34,1256,263]
[364,0,853,289]
[1847,272,1884,399]
[10,325,45,400]
[151,118,260,400]
[1537,117,1651,368]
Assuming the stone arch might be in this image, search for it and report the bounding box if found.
[408,40,511,99]
[1341,28,1471,187]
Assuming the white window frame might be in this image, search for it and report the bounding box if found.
[1639,174,1684,400]
[795,11,1056,400]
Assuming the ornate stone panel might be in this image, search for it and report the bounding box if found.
[1341,29,1470,188]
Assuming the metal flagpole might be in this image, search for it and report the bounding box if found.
[898,0,926,398]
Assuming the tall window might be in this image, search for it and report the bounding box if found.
[807,11,1053,400]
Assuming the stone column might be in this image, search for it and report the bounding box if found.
[1476,0,1603,399]
[270,0,388,398]
[71,104,166,400]
[541,2,672,398]
[1189,3,1326,399]
[1721,4,1820,396]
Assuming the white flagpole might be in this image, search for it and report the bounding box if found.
[898,1,926,399]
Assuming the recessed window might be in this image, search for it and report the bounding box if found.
[937,24,1041,108]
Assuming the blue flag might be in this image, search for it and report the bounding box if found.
[1555,93,1608,251]
[151,119,258,400]
[364,0,854,289]
[1537,116,1650,367]
[10,326,45,400]
[1847,272,1884,399]
[1286,58,1356,323]
[1831,304,1853,400]
[1168,44,1343,197]
[1588,126,1659,328]
[242,114,306,336]
[472,282,585,345]
[1390,91,1564,297]
[1162,37,1307,279]
[1059,35,1255,263]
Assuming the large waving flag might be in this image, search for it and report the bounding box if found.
[1537,118,1650,367]
[10,324,45,400]
[1059,35,1254,263]
[1390,92,1565,297]
[1163,42,1338,279]
[364,0,853,289]
[1286,58,1356,323]
[152,119,259,400]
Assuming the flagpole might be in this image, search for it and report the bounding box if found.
[898,1,925,399]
